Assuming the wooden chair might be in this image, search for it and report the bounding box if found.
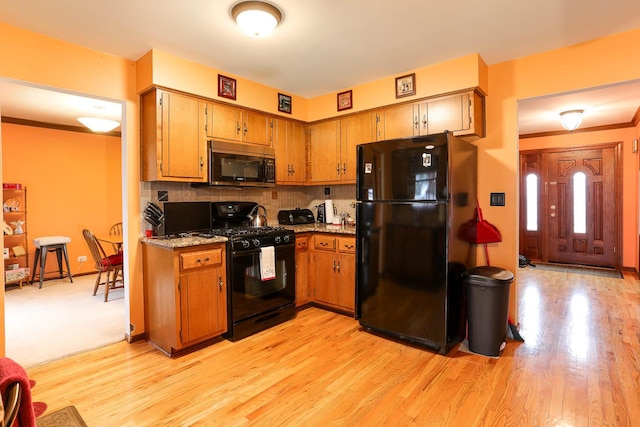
[82,229,124,302]
[109,222,123,253]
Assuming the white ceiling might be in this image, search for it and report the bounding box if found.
[1,0,640,134]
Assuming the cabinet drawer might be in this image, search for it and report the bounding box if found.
[314,235,336,251]
[338,237,356,254]
[180,248,223,271]
[295,236,309,251]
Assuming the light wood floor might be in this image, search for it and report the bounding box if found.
[26,269,640,426]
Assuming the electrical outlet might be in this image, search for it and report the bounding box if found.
[78,255,87,262]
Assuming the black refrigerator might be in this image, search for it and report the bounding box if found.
[356,132,477,354]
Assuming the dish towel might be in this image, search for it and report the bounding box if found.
[260,246,276,281]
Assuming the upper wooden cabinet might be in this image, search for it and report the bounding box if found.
[141,88,207,182]
[376,90,485,141]
[340,112,376,182]
[309,111,375,184]
[274,118,307,184]
[310,119,341,183]
[204,102,270,146]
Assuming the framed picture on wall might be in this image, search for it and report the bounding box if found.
[278,93,292,114]
[395,73,416,98]
[218,74,237,100]
[337,90,353,111]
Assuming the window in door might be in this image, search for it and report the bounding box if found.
[526,173,538,231]
[573,172,586,234]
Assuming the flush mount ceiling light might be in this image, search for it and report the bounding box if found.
[559,109,584,131]
[232,1,282,37]
[77,106,120,133]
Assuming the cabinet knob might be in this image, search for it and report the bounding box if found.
[336,261,340,273]
[332,260,336,272]
[218,275,223,291]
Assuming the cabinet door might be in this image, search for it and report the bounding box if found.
[288,121,307,183]
[426,93,470,134]
[380,103,418,140]
[314,251,338,306]
[310,120,341,183]
[179,264,226,344]
[207,102,241,141]
[274,119,307,184]
[161,91,206,180]
[337,253,355,311]
[242,111,270,146]
[295,250,310,306]
[340,112,375,182]
[273,118,289,183]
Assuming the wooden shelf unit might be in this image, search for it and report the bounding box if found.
[3,186,29,287]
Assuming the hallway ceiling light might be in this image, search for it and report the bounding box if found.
[232,1,282,37]
[77,106,120,132]
[559,109,584,131]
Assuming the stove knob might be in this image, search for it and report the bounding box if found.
[252,239,260,247]
[241,240,250,249]
[283,235,291,243]
[275,236,282,244]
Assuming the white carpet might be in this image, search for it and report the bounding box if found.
[4,273,125,368]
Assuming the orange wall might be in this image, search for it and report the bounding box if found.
[2,123,122,275]
[309,54,488,121]
[520,127,638,268]
[137,49,310,122]
[0,22,142,353]
[136,50,488,123]
[485,28,640,320]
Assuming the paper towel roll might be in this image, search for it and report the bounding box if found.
[325,199,334,223]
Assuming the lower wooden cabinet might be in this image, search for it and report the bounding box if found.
[310,234,356,313]
[142,243,227,355]
[295,234,311,307]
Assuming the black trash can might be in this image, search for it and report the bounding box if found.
[464,266,514,356]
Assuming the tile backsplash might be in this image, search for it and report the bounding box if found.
[140,182,356,232]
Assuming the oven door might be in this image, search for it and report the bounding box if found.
[229,244,295,325]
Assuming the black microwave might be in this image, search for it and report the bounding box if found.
[207,140,275,187]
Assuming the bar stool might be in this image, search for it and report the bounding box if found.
[30,236,73,288]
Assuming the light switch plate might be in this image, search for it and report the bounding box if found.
[490,192,505,206]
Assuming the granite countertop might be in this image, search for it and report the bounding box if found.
[140,224,356,249]
[282,223,356,235]
[141,235,228,249]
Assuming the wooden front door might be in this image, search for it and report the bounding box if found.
[520,144,620,269]
[547,147,616,267]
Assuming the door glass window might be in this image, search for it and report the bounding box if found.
[573,172,586,233]
[526,173,538,231]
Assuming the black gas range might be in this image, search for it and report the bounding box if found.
[210,202,296,341]
[210,226,296,252]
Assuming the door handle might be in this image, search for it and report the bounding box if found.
[550,212,556,218]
